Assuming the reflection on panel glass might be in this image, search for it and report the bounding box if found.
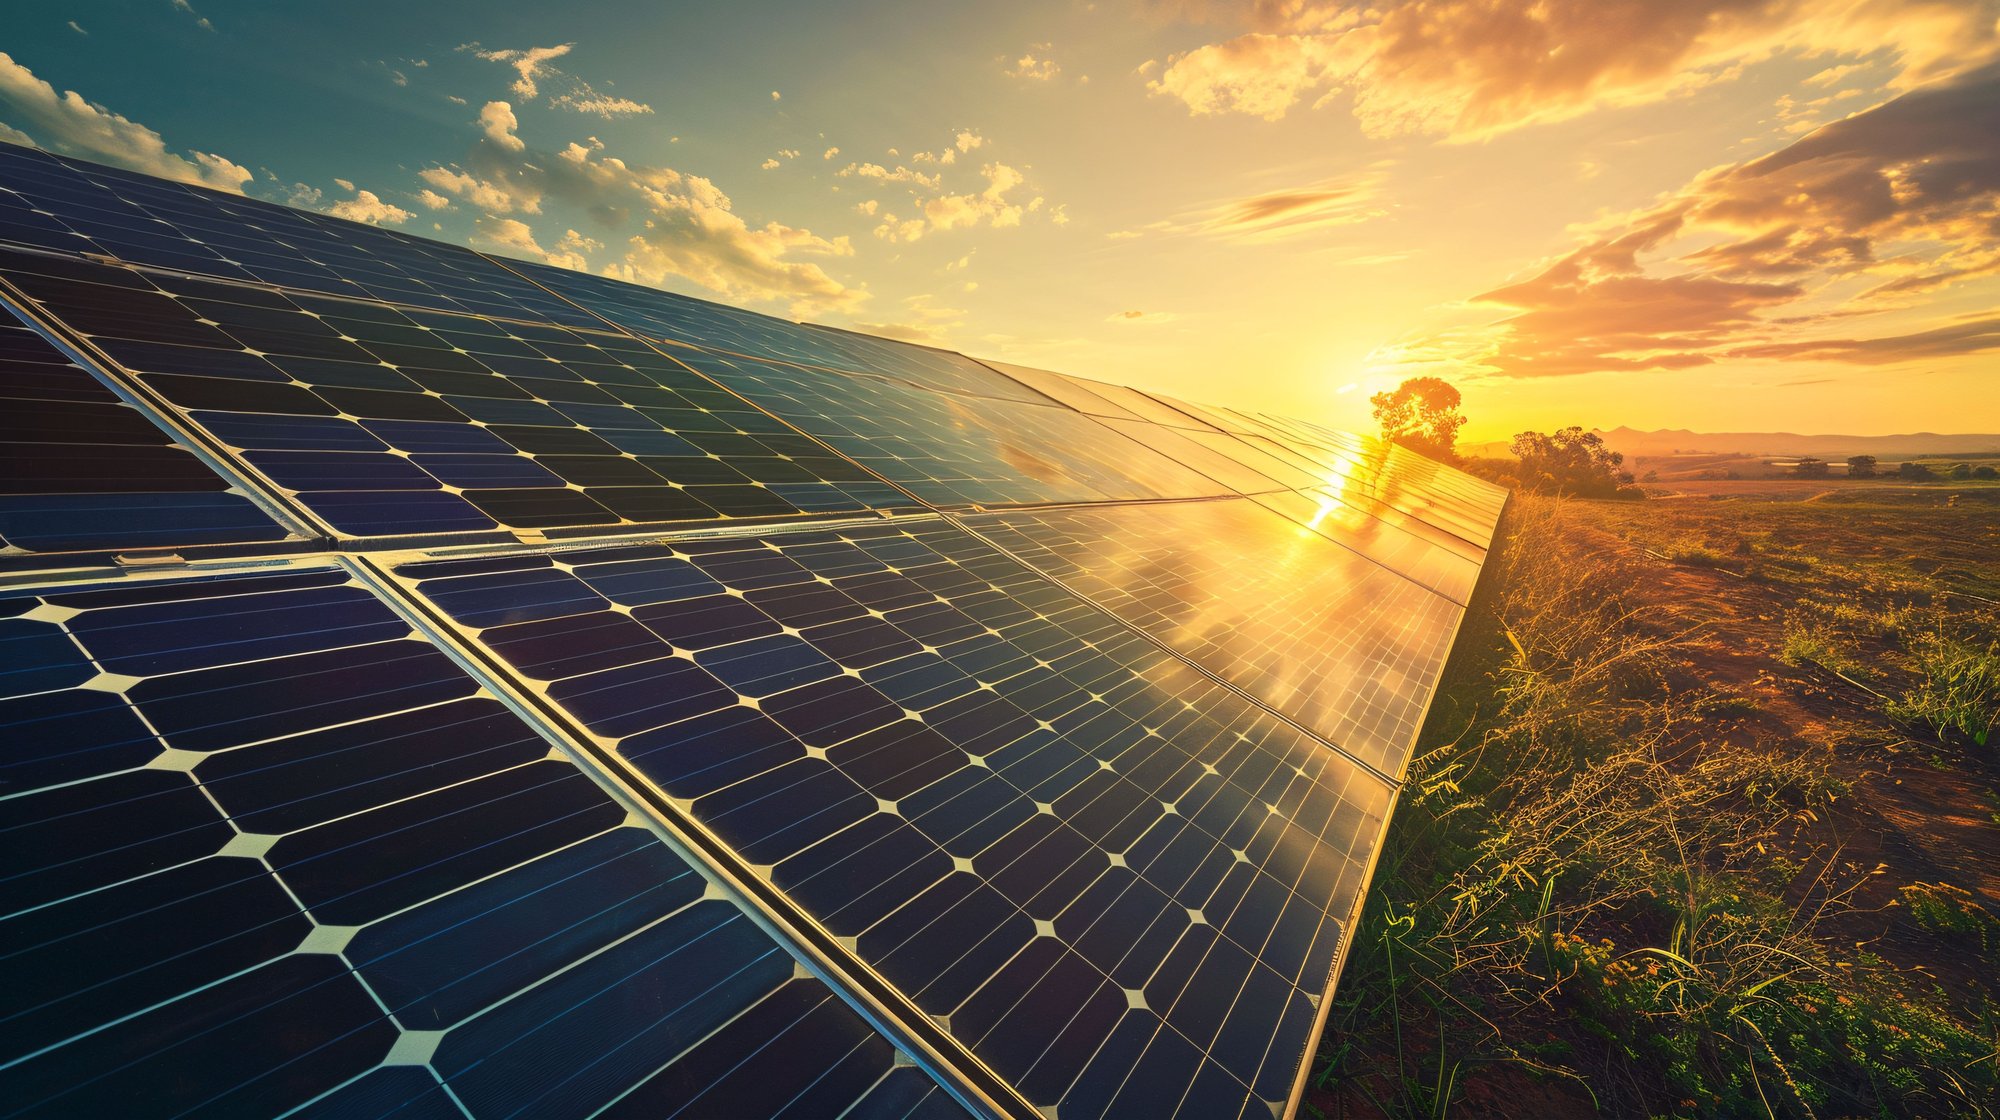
[675,349,1232,508]
[0,564,967,1120]
[393,518,1394,1120]
[512,259,1051,403]
[0,145,602,327]
[0,247,910,539]
[0,312,291,558]
[969,499,1467,778]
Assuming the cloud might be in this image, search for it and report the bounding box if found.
[1179,165,1391,241]
[1727,317,2000,364]
[823,146,840,159]
[415,188,451,210]
[464,43,573,99]
[477,101,525,151]
[419,107,863,314]
[1382,61,2000,377]
[464,42,653,116]
[0,52,250,192]
[1147,0,2000,140]
[67,20,85,35]
[1107,310,1180,324]
[551,90,653,117]
[170,0,214,32]
[326,187,413,226]
[1007,46,1062,81]
[838,161,942,189]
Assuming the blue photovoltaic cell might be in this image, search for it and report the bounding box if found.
[0,144,604,328]
[967,499,1467,778]
[0,246,915,540]
[670,348,1231,508]
[511,259,1053,404]
[0,309,290,559]
[0,564,968,1120]
[392,518,1397,1120]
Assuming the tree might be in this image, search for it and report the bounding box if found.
[1510,426,1631,497]
[1846,455,1877,479]
[1370,377,1467,461]
[1950,462,1974,480]
[1976,465,1998,480]
[1794,457,1830,479]
[1897,461,1934,481]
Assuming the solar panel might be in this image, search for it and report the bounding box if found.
[387,517,1395,1119]
[0,562,971,1119]
[0,307,297,561]
[513,259,1052,403]
[672,349,1232,508]
[1,148,1506,1120]
[0,145,604,328]
[0,246,913,542]
[966,500,1468,777]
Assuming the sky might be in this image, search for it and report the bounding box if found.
[2,0,1996,442]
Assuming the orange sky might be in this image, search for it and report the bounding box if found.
[4,1,1996,439]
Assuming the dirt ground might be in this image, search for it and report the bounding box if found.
[1575,482,2000,999]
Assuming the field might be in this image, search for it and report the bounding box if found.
[1307,480,2000,1118]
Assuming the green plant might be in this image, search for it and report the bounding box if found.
[1887,632,2000,747]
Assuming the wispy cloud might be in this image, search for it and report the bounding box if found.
[461,42,653,117]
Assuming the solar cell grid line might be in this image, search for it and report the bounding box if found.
[1245,490,1485,605]
[0,559,974,1120]
[384,517,1400,1120]
[0,303,302,562]
[960,498,1473,779]
[0,144,605,329]
[0,244,921,544]
[1090,417,1297,497]
[663,347,1236,509]
[501,257,1055,405]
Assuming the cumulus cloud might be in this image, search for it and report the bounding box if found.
[1148,0,2000,140]
[1384,61,2000,377]
[477,100,525,151]
[326,186,414,226]
[418,105,862,313]
[415,188,451,210]
[0,52,250,192]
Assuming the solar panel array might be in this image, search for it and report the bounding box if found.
[0,144,1506,1120]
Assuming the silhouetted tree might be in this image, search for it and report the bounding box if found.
[1846,455,1877,479]
[1510,427,1632,497]
[1794,457,1830,479]
[1950,463,1974,480]
[1976,465,1998,480]
[1370,377,1467,461]
[1897,461,1934,481]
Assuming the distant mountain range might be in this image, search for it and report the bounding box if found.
[1464,427,2000,460]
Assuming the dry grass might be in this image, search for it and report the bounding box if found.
[1310,496,1999,1120]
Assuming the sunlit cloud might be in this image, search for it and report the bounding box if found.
[462,42,653,117]
[416,99,863,314]
[1147,0,1999,140]
[1388,60,2000,378]
[0,52,250,191]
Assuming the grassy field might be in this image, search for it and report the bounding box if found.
[1306,482,2000,1119]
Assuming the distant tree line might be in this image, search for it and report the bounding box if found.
[1795,455,1998,481]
